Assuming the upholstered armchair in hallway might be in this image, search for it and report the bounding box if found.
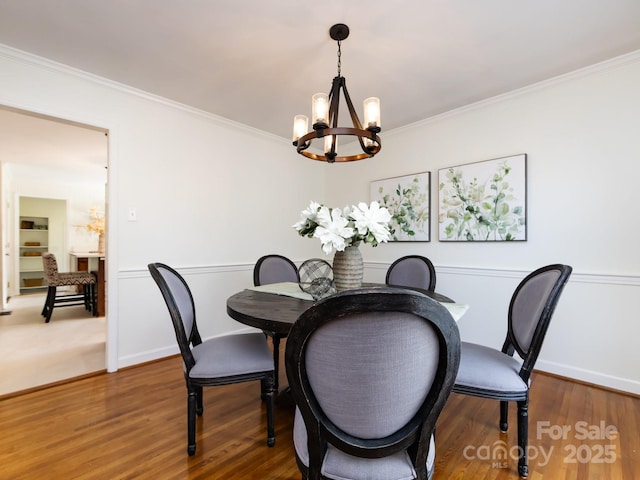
[41,253,96,323]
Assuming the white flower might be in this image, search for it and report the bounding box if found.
[294,201,392,254]
[350,201,392,244]
[313,206,354,254]
[292,201,321,232]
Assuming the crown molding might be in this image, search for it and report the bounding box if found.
[0,43,287,145]
[387,48,640,138]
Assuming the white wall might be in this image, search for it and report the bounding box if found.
[325,52,640,394]
[1,43,638,394]
[0,45,324,370]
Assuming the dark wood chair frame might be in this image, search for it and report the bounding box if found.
[386,255,437,292]
[149,262,276,455]
[253,254,300,392]
[452,264,572,478]
[285,287,461,480]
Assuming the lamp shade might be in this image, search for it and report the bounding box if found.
[324,134,337,156]
[292,115,309,143]
[312,93,329,126]
[363,97,381,129]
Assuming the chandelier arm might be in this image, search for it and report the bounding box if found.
[340,78,365,131]
[327,76,342,129]
[319,76,343,161]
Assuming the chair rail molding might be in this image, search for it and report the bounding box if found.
[121,262,640,287]
[365,262,640,287]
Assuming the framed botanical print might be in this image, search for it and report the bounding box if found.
[370,171,430,241]
[438,153,527,241]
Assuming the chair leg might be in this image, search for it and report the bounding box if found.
[272,334,281,392]
[261,332,282,399]
[517,399,529,478]
[41,292,47,316]
[83,284,90,311]
[500,400,509,432]
[41,286,52,316]
[187,387,197,456]
[43,286,56,323]
[196,386,203,416]
[92,283,98,316]
[83,284,87,310]
[85,283,96,313]
[264,373,275,447]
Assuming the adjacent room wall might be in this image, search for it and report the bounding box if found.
[7,167,106,270]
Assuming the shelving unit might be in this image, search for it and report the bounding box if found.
[19,216,49,294]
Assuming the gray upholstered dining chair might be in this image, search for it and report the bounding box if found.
[41,252,96,323]
[285,287,460,480]
[386,255,437,292]
[253,254,300,392]
[149,262,275,455]
[254,254,300,286]
[453,264,572,478]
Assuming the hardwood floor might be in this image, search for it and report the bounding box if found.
[1,355,638,479]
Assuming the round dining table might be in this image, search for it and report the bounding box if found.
[226,284,457,404]
[226,283,454,336]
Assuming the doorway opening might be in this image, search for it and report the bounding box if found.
[0,106,108,396]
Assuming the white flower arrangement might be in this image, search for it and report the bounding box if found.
[293,201,393,254]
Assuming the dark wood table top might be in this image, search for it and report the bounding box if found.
[226,284,453,335]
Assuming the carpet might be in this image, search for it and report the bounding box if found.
[0,292,106,396]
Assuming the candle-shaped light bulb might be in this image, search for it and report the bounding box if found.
[364,137,375,150]
[324,134,337,156]
[363,97,381,129]
[312,93,329,126]
[292,115,309,143]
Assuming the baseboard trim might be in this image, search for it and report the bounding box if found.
[0,368,107,401]
[535,359,640,396]
[534,369,640,399]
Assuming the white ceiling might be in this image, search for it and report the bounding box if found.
[0,107,108,184]
[1,0,640,173]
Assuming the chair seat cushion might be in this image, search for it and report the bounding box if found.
[189,333,273,379]
[49,272,96,286]
[455,342,528,395]
[293,409,435,480]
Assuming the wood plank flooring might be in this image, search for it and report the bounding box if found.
[1,355,638,479]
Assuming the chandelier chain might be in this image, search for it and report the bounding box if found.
[337,40,342,77]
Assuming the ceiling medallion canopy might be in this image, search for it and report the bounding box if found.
[292,24,381,164]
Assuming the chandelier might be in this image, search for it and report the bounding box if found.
[292,24,381,163]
